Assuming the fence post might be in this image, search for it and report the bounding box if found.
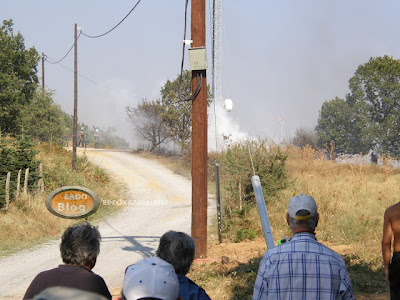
[38,163,44,193]
[16,169,21,200]
[23,168,29,195]
[239,174,242,210]
[5,172,10,212]
[215,161,222,244]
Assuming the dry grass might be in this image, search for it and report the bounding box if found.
[134,150,191,179]
[146,145,394,297]
[0,143,126,256]
[249,146,400,270]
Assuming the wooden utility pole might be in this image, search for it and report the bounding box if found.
[41,52,45,89]
[72,23,78,171]
[191,0,208,258]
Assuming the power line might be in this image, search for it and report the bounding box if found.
[44,32,82,64]
[44,55,98,85]
[44,55,145,100]
[81,0,143,39]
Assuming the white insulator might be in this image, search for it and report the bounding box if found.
[224,99,233,112]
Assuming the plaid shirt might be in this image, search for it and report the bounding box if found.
[252,232,353,300]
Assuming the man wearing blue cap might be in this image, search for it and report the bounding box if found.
[252,194,353,300]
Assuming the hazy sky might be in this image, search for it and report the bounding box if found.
[2,1,400,149]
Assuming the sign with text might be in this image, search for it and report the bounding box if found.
[45,186,100,219]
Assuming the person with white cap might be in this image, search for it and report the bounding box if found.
[94,129,100,148]
[78,127,86,147]
[252,194,353,300]
[122,257,181,300]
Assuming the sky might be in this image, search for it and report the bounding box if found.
[2,0,400,149]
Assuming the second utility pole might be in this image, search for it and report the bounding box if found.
[191,0,208,259]
[72,23,78,171]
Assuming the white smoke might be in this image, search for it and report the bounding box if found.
[208,101,248,151]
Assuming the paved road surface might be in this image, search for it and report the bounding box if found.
[0,149,205,299]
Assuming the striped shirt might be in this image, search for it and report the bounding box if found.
[252,232,353,300]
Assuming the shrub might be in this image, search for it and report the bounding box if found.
[219,139,289,211]
[0,136,40,207]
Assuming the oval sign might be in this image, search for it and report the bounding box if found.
[45,186,100,219]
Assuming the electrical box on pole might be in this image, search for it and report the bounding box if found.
[188,47,207,71]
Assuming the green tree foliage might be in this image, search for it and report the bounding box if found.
[126,99,170,153]
[20,89,69,143]
[219,140,289,208]
[0,136,40,207]
[160,70,211,155]
[0,20,40,134]
[348,55,400,155]
[316,55,400,156]
[291,127,317,149]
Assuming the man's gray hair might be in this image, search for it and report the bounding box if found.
[60,222,101,266]
[288,209,318,231]
[156,231,195,276]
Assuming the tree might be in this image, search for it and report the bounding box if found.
[316,97,371,154]
[20,89,69,143]
[126,99,170,153]
[291,128,317,148]
[291,127,317,148]
[160,70,212,155]
[348,55,400,156]
[316,55,400,156]
[0,20,40,134]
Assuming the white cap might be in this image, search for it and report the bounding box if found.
[123,257,179,300]
[288,194,317,220]
[81,127,84,130]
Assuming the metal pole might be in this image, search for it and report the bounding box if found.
[215,161,222,243]
[251,175,275,250]
[72,23,78,171]
[41,52,45,89]
[191,0,207,259]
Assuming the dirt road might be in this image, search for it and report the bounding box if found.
[0,149,203,299]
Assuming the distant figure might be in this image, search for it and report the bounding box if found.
[157,231,211,300]
[252,194,353,299]
[63,133,68,147]
[78,127,86,147]
[94,129,100,148]
[382,201,400,299]
[371,151,378,164]
[23,222,112,300]
[122,257,179,300]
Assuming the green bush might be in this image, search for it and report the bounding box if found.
[0,136,40,207]
[218,140,289,211]
[235,228,256,243]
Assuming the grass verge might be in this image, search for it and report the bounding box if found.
[0,143,126,257]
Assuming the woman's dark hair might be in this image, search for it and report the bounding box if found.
[60,222,101,266]
[156,231,195,276]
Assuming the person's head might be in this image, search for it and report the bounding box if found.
[286,194,319,234]
[60,222,101,269]
[122,257,179,300]
[156,231,195,276]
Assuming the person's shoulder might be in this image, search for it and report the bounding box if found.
[178,275,211,300]
[385,202,400,216]
[34,266,63,277]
